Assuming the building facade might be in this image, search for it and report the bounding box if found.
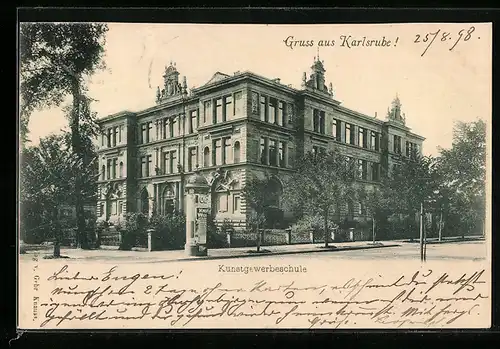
[95,58,424,234]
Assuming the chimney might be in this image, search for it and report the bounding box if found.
[375,112,378,118]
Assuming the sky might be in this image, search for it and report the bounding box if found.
[25,23,492,156]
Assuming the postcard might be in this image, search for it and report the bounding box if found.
[18,22,491,330]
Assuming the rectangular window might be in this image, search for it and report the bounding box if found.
[161,119,167,139]
[106,128,112,147]
[260,137,266,164]
[313,109,319,132]
[268,98,276,124]
[393,135,402,153]
[171,117,177,138]
[118,126,122,143]
[345,123,352,144]
[147,155,152,177]
[233,195,240,213]
[107,159,112,179]
[224,95,232,121]
[332,119,338,139]
[188,147,197,172]
[140,124,146,144]
[279,141,285,167]
[406,141,410,157]
[372,163,380,181]
[170,151,177,174]
[269,139,277,166]
[147,122,152,143]
[359,127,367,148]
[113,127,118,146]
[359,202,366,215]
[112,158,117,179]
[214,139,222,166]
[215,98,223,124]
[204,101,211,124]
[223,137,231,164]
[234,91,243,117]
[140,156,150,178]
[101,133,106,147]
[218,194,228,212]
[260,95,267,122]
[277,101,284,126]
[319,111,326,134]
[163,151,172,173]
[190,110,197,133]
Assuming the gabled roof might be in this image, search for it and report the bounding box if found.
[203,72,230,86]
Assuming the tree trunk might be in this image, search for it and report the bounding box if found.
[438,210,443,242]
[52,208,61,258]
[324,209,329,248]
[256,215,261,252]
[70,79,89,249]
[372,215,376,244]
[256,221,261,252]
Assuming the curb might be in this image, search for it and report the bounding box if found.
[401,238,484,245]
[162,243,401,263]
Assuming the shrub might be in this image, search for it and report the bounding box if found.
[206,215,226,248]
[95,220,109,248]
[264,207,284,229]
[120,212,148,250]
[148,211,186,250]
[291,215,339,237]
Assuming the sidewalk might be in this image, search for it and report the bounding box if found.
[21,240,400,263]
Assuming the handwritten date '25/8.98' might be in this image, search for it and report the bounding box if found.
[415,26,478,57]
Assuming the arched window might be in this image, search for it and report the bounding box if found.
[161,185,175,215]
[203,147,210,167]
[101,165,106,180]
[119,162,124,178]
[233,141,241,164]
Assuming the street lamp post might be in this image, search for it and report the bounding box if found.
[419,201,424,262]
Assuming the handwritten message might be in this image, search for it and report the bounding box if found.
[283,25,481,57]
[19,260,490,329]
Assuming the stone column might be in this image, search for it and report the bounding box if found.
[153,183,158,215]
[353,125,359,146]
[340,121,345,143]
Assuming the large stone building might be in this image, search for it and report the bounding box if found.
[95,57,424,233]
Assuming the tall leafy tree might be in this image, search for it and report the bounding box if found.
[357,185,388,243]
[241,173,281,252]
[20,134,99,256]
[384,153,439,239]
[20,23,108,248]
[283,150,357,247]
[436,119,486,237]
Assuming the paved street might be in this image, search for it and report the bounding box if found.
[286,240,487,262]
[19,240,487,264]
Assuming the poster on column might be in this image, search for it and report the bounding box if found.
[17,17,491,332]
